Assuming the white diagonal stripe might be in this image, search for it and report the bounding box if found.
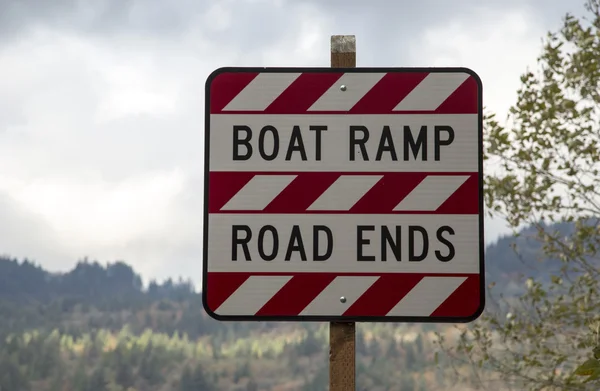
[221,175,296,210]
[307,73,385,111]
[299,276,379,316]
[393,175,469,211]
[393,72,469,111]
[386,276,467,317]
[222,73,301,111]
[307,175,382,211]
[215,276,292,316]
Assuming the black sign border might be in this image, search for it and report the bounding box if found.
[202,66,485,323]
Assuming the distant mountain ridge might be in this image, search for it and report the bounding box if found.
[0,220,586,391]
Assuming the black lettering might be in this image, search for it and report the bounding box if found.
[313,225,333,261]
[257,225,278,261]
[285,225,307,261]
[350,125,369,161]
[408,225,429,262]
[357,225,375,261]
[404,125,427,161]
[376,126,398,161]
[310,125,327,161]
[233,125,252,160]
[381,226,402,261]
[285,126,307,161]
[435,226,455,262]
[434,125,455,161]
[232,225,252,261]
[258,125,279,160]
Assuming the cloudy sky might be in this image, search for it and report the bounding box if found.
[0,0,585,285]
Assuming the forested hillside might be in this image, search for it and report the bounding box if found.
[0,223,557,391]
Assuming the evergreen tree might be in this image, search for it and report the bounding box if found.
[297,330,322,356]
[0,355,30,391]
[179,365,193,391]
[139,344,163,385]
[72,360,89,391]
[114,360,135,389]
[179,364,214,391]
[88,367,109,391]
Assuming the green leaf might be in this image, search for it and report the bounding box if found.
[573,358,600,376]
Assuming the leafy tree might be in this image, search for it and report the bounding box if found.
[438,1,600,389]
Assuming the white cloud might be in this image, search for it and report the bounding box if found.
[203,1,234,32]
[0,0,567,283]
[0,27,213,279]
[4,169,186,247]
[260,3,333,66]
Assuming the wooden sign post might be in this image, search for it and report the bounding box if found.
[329,35,356,391]
[203,33,484,391]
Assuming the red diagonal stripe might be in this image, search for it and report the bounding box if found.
[208,172,255,212]
[342,274,424,316]
[208,172,480,214]
[434,76,479,114]
[349,172,427,213]
[209,72,259,113]
[264,72,343,113]
[205,273,250,312]
[435,174,480,214]
[349,72,429,113]
[262,172,340,212]
[430,275,480,317]
[255,274,336,316]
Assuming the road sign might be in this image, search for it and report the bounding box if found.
[202,67,484,323]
